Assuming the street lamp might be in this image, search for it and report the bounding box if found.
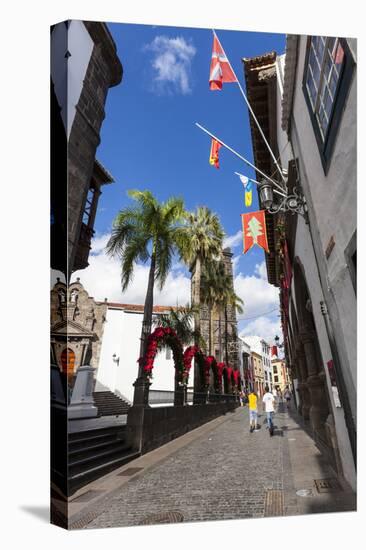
[258,179,307,218]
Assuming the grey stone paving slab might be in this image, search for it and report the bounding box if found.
[74,404,356,530]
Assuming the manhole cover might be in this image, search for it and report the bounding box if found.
[118,467,144,476]
[314,478,342,493]
[296,489,312,497]
[71,490,103,503]
[139,511,184,525]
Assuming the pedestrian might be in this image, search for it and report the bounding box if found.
[284,386,291,409]
[278,388,283,403]
[262,385,275,436]
[239,390,244,407]
[248,389,259,433]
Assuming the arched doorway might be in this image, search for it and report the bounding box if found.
[61,348,76,383]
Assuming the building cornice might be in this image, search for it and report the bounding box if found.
[281,35,299,133]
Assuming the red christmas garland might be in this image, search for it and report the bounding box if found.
[138,326,183,376]
[182,345,201,384]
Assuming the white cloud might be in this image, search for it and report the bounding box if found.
[71,233,191,306]
[144,35,196,95]
[90,233,110,255]
[234,260,281,343]
[239,316,281,344]
[223,230,242,249]
[234,261,279,319]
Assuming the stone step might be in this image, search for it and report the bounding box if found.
[69,450,141,494]
[69,438,128,460]
[92,391,131,417]
[69,442,131,472]
[69,424,126,442]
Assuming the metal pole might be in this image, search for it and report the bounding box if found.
[196,122,287,196]
[234,172,287,198]
[213,29,287,187]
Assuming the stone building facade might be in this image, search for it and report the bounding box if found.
[192,247,240,370]
[243,36,356,489]
[50,20,123,279]
[251,351,265,397]
[51,279,107,384]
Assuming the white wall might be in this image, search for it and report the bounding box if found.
[95,308,193,403]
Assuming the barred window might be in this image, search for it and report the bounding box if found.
[303,37,355,172]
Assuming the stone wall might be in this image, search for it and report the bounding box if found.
[67,22,122,277]
[126,402,239,455]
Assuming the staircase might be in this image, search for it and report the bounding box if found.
[93,391,131,417]
[68,424,140,494]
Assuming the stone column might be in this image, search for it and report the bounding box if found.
[68,365,98,419]
[132,376,151,407]
[51,364,67,408]
[295,344,310,420]
[174,371,184,406]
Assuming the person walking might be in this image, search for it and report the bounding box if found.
[262,385,275,436]
[248,389,258,432]
[284,386,291,409]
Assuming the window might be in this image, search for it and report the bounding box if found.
[303,37,355,172]
[82,186,96,226]
[166,347,172,360]
[274,376,279,383]
[273,366,278,374]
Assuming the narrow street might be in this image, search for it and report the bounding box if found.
[68,403,356,529]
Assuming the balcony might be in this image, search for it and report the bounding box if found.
[73,223,94,272]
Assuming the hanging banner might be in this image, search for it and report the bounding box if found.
[245,180,253,207]
[235,172,253,207]
[209,138,222,169]
[209,34,237,90]
[241,210,269,254]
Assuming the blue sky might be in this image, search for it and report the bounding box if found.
[74,22,286,344]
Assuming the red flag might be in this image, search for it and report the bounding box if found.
[241,211,269,253]
[209,34,237,90]
[209,138,222,169]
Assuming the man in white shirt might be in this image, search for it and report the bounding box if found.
[262,385,275,436]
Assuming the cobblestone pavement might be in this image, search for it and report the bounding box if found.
[82,403,356,529]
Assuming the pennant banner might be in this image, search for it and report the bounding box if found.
[235,172,253,207]
[241,210,269,254]
[209,138,222,169]
[245,181,253,207]
[209,34,237,90]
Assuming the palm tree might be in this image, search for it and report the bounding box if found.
[177,207,224,399]
[106,190,185,377]
[153,304,204,349]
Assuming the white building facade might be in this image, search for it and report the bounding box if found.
[95,303,194,404]
[242,336,273,391]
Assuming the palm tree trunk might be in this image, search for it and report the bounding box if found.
[218,312,222,362]
[224,305,229,365]
[138,251,156,374]
[193,257,202,403]
[208,304,212,355]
